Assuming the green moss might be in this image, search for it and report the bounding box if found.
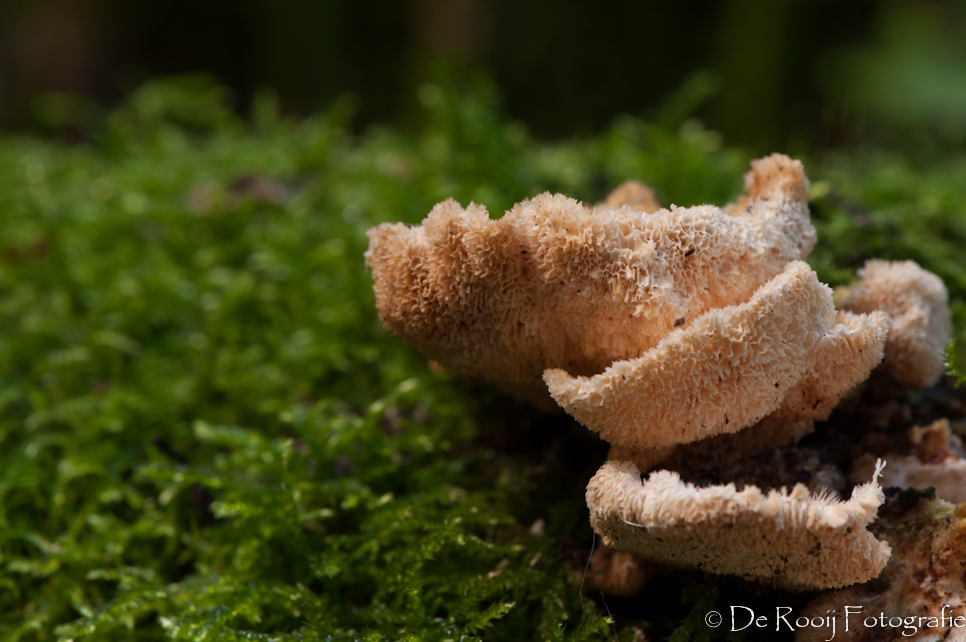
[1,76,964,640]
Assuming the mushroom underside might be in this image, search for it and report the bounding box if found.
[586,460,890,591]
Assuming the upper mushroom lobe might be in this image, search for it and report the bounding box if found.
[365,154,816,410]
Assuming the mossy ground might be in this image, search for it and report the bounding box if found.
[1,77,964,641]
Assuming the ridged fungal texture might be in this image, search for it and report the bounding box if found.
[365,154,818,409]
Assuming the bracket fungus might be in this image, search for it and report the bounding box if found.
[585,459,890,590]
[366,153,956,594]
[366,154,818,410]
[544,262,889,449]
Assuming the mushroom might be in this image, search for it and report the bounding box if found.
[365,153,955,594]
[365,154,816,409]
[544,261,889,449]
[585,459,890,590]
[842,259,952,388]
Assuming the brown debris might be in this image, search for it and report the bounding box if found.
[853,419,966,504]
[608,414,816,475]
[797,492,966,642]
[582,544,656,597]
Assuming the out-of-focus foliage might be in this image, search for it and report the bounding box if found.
[0,74,964,641]
[0,0,880,149]
[822,3,966,149]
[948,342,966,388]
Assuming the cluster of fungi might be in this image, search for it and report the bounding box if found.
[366,155,963,639]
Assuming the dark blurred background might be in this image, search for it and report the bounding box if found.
[1,0,965,153]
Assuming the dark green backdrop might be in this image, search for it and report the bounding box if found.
[4,0,965,152]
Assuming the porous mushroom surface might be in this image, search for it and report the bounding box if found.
[365,154,815,408]
[589,304,888,466]
[545,261,889,449]
[843,259,952,388]
[586,460,891,590]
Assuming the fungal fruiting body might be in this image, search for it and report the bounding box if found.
[366,153,955,593]
[544,263,889,449]
[586,460,890,590]
[599,180,662,213]
[843,259,952,388]
[366,154,816,409]
[582,544,656,597]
